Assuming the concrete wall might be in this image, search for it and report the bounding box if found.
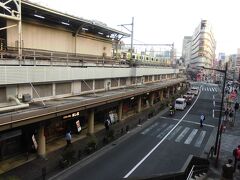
[0,66,179,85]
[7,20,112,56]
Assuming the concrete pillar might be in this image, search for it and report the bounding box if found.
[137,96,142,113]
[150,93,154,106]
[88,109,94,134]
[160,90,164,101]
[118,101,123,121]
[167,88,170,98]
[37,126,46,158]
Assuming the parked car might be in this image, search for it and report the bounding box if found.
[183,94,192,105]
[186,91,195,99]
[190,87,199,96]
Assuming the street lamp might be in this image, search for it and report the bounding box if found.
[198,62,228,167]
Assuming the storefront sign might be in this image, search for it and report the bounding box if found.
[32,134,38,150]
[63,111,80,119]
[76,120,81,132]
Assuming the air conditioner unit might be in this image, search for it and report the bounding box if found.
[22,94,31,102]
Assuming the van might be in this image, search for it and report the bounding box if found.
[175,98,187,110]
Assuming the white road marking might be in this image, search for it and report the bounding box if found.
[213,101,215,107]
[150,123,168,136]
[165,117,215,128]
[123,88,201,178]
[184,129,198,144]
[167,126,182,140]
[156,124,175,139]
[213,109,215,118]
[194,131,206,147]
[141,122,159,135]
[160,116,180,121]
[213,95,215,100]
[175,127,190,142]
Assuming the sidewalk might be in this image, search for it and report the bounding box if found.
[207,111,240,180]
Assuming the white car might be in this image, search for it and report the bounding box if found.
[190,87,199,96]
[186,91,195,99]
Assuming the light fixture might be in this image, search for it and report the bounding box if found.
[130,97,134,100]
[34,14,45,19]
[98,32,103,35]
[61,22,70,26]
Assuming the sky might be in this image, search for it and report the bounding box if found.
[30,0,240,56]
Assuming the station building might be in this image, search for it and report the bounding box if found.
[0,0,186,163]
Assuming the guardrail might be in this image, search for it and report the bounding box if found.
[127,155,209,180]
[0,47,174,67]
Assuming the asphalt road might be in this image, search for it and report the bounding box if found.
[50,82,221,180]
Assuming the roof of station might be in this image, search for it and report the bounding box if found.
[21,0,129,40]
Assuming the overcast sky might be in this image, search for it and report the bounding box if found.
[30,0,239,56]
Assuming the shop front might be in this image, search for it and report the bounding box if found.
[0,124,38,160]
[44,111,87,143]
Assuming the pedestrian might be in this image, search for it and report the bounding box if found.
[233,145,240,172]
[221,159,234,180]
[225,108,229,121]
[104,119,110,131]
[200,113,205,127]
[65,130,72,147]
[229,109,233,122]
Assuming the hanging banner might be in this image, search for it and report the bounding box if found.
[76,120,81,132]
[32,134,38,150]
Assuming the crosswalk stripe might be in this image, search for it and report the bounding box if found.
[167,126,182,140]
[175,127,190,142]
[141,122,159,135]
[156,124,175,139]
[150,123,168,136]
[210,88,212,92]
[184,129,198,144]
[194,131,206,147]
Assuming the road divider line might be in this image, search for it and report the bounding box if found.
[213,95,215,100]
[182,120,215,128]
[123,89,201,178]
[213,100,215,107]
[213,109,215,118]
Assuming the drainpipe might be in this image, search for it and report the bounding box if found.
[0,96,29,113]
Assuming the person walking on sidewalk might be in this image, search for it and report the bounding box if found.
[221,159,234,180]
[225,108,229,121]
[200,113,205,127]
[65,130,72,147]
[233,145,240,172]
[229,109,233,123]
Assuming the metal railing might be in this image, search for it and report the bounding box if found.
[0,47,174,67]
[127,155,210,180]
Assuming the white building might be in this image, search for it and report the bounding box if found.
[190,20,216,69]
[182,36,192,67]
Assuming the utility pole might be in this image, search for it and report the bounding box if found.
[118,17,134,60]
[130,17,134,60]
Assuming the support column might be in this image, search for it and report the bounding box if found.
[167,88,170,98]
[88,109,94,134]
[150,93,154,106]
[137,96,142,113]
[160,90,164,101]
[118,101,123,121]
[172,87,175,95]
[37,126,46,158]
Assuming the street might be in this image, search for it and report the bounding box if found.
[50,82,221,180]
